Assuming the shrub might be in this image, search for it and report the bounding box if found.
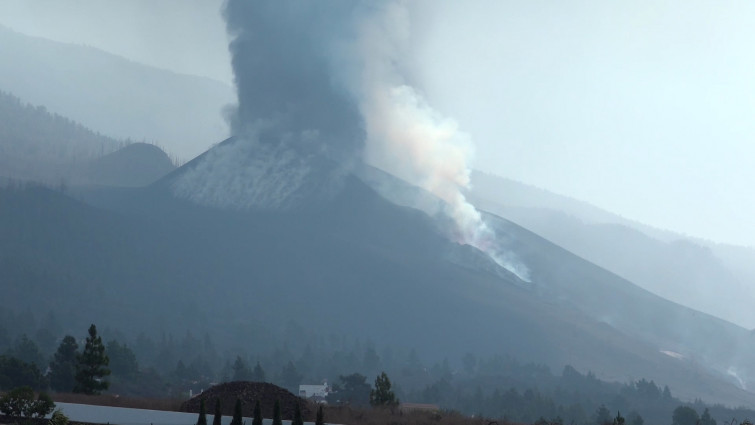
[0,386,35,416]
[0,386,56,417]
[48,409,70,425]
[33,392,56,418]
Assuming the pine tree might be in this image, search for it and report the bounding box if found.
[197,399,207,425]
[230,399,243,425]
[73,324,110,394]
[252,400,262,425]
[252,362,266,382]
[613,411,625,425]
[232,356,252,381]
[272,400,282,425]
[49,335,79,392]
[212,399,222,425]
[701,408,716,425]
[315,405,324,425]
[292,402,303,425]
[369,372,398,407]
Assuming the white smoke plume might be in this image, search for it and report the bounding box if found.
[351,2,530,281]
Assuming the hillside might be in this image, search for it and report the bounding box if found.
[0,91,176,187]
[2,148,755,407]
[0,25,234,159]
[82,143,176,187]
[467,171,755,329]
[0,91,120,182]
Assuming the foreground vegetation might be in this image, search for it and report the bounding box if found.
[1,318,755,425]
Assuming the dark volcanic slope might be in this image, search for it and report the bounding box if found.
[82,142,176,187]
[2,168,755,406]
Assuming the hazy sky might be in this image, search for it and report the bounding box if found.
[1,0,754,247]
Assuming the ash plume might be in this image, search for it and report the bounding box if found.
[175,0,528,279]
[348,2,530,280]
[173,1,366,210]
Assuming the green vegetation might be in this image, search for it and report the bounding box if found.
[232,356,252,381]
[272,400,282,425]
[48,409,70,425]
[0,386,55,418]
[0,356,47,390]
[252,400,262,425]
[197,398,207,425]
[213,398,222,425]
[74,324,111,395]
[370,371,398,407]
[0,314,753,425]
[315,404,324,425]
[49,336,78,392]
[292,402,303,425]
[672,406,700,425]
[230,398,243,425]
[332,373,371,406]
[252,362,266,382]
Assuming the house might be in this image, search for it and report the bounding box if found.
[299,381,330,403]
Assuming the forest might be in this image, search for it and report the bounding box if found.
[0,312,752,425]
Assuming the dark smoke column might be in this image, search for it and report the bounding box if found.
[173,1,368,211]
[224,0,365,161]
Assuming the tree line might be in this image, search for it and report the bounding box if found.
[1,324,110,395]
[1,318,753,425]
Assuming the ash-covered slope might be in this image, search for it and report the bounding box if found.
[156,136,351,212]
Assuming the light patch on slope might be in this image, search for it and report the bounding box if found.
[728,367,747,390]
[172,136,311,211]
[660,350,685,360]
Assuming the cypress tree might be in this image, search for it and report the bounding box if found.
[252,400,262,425]
[272,400,282,425]
[315,405,324,425]
[292,403,303,425]
[230,399,243,425]
[197,399,207,425]
[212,399,222,425]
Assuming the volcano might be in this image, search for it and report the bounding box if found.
[2,136,755,407]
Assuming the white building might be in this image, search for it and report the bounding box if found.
[299,381,330,402]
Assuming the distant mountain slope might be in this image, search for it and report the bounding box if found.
[82,142,176,187]
[0,90,120,182]
[467,171,755,329]
[0,25,234,159]
[0,91,175,187]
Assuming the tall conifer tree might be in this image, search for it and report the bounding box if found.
[73,325,110,394]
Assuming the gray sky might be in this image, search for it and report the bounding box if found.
[1,0,754,247]
[0,0,232,84]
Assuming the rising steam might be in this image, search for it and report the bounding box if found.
[350,2,530,280]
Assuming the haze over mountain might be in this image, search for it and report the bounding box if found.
[0,90,175,187]
[468,172,755,329]
[0,24,234,160]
